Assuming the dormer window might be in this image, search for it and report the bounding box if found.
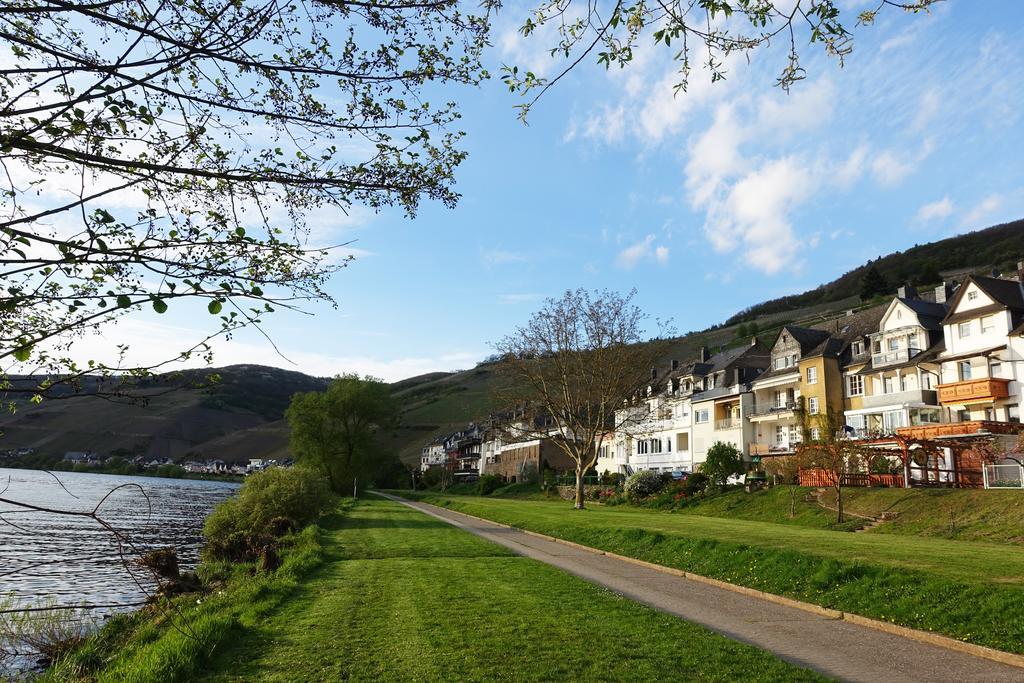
[852,341,864,356]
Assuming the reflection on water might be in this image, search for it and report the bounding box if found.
[0,468,238,608]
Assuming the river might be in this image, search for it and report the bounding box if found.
[0,468,238,673]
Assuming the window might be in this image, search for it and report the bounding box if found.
[888,337,899,351]
[908,332,917,348]
[1009,405,1020,424]
[852,341,864,356]
[806,367,818,384]
[981,315,996,333]
[847,375,864,396]
[883,376,895,394]
[810,427,821,440]
[956,409,970,422]
[637,440,648,454]
[990,361,1002,378]
[958,361,973,381]
[695,409,709,423]
[775,425,785,445]
[958,322,971,338]
[808,397,820,415]
[968,290,978,301]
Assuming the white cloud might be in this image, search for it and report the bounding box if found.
[498,293,541,304]
[870,150,914,186]
[615,234,670,270]
[915,196,954,223]
[57,318,483,382]
[481,248,527,267]
[960,194,1003,229]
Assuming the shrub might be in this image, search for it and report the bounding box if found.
[682,471,709,496]
[203,467,335,562]
[624,470,665,501]
[519,462,539,485]
[599,470,622,487]
[477,474,505,495]
[700,442,745,486]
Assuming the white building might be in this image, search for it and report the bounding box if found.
[934,271,1024,424]
[420,437,447,472]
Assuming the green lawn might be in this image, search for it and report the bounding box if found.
[196,499,824,682]
[398,491,1024,654]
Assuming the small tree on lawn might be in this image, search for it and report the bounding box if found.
[763,455,802,518]
[795,408,867,523]
[700,442,745,490]
[494,289,670,510]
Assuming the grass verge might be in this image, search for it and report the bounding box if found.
[42,503,347,683]
[195,498,824,682]
[397,491,1024,655]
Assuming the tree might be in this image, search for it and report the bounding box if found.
[762,454,802,518]
[859,265,889,301]
[700,441,745,488]
[0,0,492,403]
[285,375,400,494]
[795,408,868,523]
[502,1,939,121]
[493,288,670,509]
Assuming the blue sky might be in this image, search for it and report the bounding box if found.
[81,1,1024,381]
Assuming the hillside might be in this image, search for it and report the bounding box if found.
[0,365,327,464]
[3,218,1022,467]
[726,218,1024,324]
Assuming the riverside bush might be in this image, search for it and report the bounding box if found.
[624,470,664,501]
[203,467,335,562]
[477,474,505,495]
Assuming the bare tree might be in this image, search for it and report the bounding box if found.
[0,0,493,403]
[795,407,867,523]
[493,288,670,509]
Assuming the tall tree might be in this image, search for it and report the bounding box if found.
[286,374,400,494]
[493,288,670,509]
[859,265,889,301]
[0,0,492,402]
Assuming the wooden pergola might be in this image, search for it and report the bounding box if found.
[852,433,998,489]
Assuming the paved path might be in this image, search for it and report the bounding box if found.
[375,492,1023,683]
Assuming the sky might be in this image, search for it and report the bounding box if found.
[69,0,1024,381]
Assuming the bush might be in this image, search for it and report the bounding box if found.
[624,470,665,501]
[203,467,335,562]
[477,474,505,495]
[682,471,709,496]
[599,470,622,487]
[700,442,745,486]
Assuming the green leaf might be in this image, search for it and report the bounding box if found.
[13,346,32,362]
[116,295,132,308]
[152,298,168,314]
[208,300,223,315]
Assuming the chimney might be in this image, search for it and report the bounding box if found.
[934,282,952,304]
[991,268,1000,278]
[897,283,917,300]
[671,359,679,371]
[650,367,657,380]
[699,346,709,362]
[734,368,742,385]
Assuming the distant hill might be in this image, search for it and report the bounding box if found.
[3,218,1022,467]
[0,365,327,464]
[726,219,1024,324]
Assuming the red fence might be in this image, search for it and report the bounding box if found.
[799,469,904,488]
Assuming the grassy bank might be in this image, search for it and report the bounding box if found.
[43,506,337,682]
[397,491,1024,654]
[467,482,1024,543]
[194,499,823,682]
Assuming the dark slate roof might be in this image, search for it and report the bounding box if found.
[807,304,888,364]
[898,297,948,330]
[973,275,1024,309]
[777,325,831,354]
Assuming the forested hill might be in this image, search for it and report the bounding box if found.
[726,218,1024,325]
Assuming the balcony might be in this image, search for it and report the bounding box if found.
[936,378,1011,405]
[896,420,1022,440]
[871,347,920,368]
[861,390,938,409]
[750,441,801,456]
[749,402,797,420]
[715,417,740,431]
